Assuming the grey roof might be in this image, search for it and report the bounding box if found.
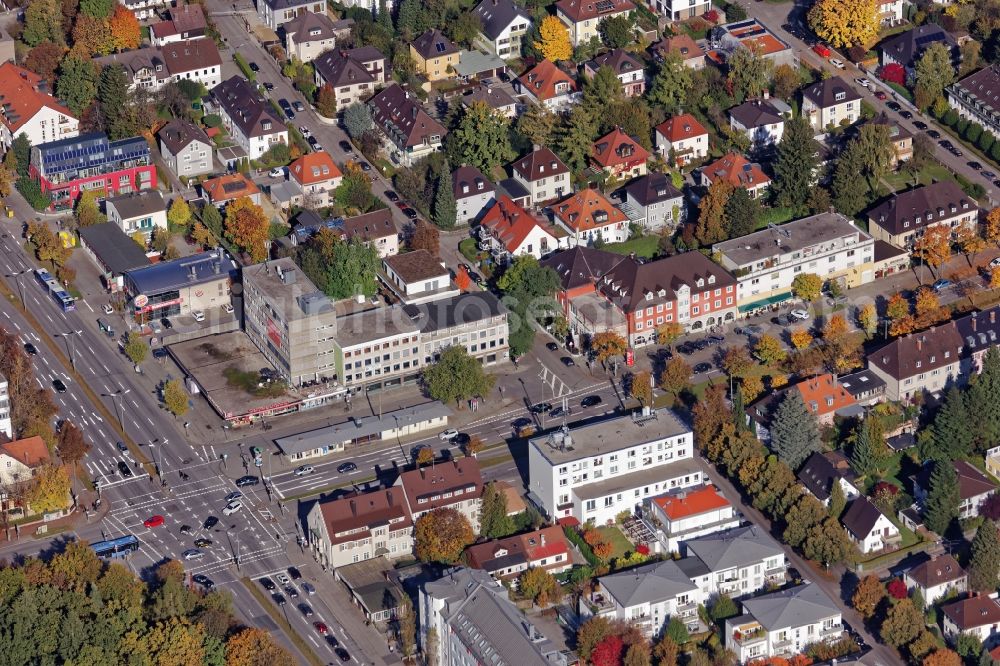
[124,250,233,296]
[841,497,887,539]
[540,246,626,291]
[867,180,976,236]
[241,257,332,323]
[403,291,506,334]
[211,76,285,140]
[599,559,698,607]
[837,368,886,398]
[275,402,452,455]
[497,177,530,200]
[529,409,691,465]
[453,165,495,200]
[586,48,643,77]
[802,76,862,109]
[797,451,857,502]
[622,172,682,207]
[454,50,508,78]
[464,84,517,111]
[741,584,840,631]
[881,24,958,68]
[471,0,531,41]
[78,222,151,275]
[713,212,869,268]
[729,99,785,128]
[106,190,165,220]
[675,556,711,579]
[284,11,336,43]
[313,47,381,88]
[368,84,447,149]
[411,29,459,60]
[685,525,784,571]
[158,119,212,154]
[951,65,1000,120]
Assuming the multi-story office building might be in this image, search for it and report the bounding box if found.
[528,409,702,524]
[713,212,875,317]
[332,307,423,390]
[242,258,340,387]
[403,292,509,366]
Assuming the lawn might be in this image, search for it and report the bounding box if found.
[596,525,633,559]
[459,237,480,262]
[606,235,660,259]
[883,164,956,192]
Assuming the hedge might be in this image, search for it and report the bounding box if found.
[233,53,256,81]
[563,525,602,568]
[943,109,959,126]
[965,123,983,144]
[979,133,995,154]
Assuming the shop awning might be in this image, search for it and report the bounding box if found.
[737,292,792,313]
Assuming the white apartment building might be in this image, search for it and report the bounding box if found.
[0,63,78,150]
[644,484,740,553]
[0,373,10,440]
[646,0,711,20]
[725,584,843,663]
[713,212,875,317]
[527,409,702,525]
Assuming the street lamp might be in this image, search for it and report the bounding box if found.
[6,269,30,308]
[56,330,83,370]
[150,438,168,478]
[102,388,131,432]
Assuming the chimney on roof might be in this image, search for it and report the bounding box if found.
[993,310,997,324]
[917,338,922,351]
[541,533,546,547]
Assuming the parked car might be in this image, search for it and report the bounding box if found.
[222,500,243,516]
[560,356,576,367]
[812,43,831,57]
[875,90,887,101]
[546,342,559,351]
[203,516,218,529]
[913,121,928,130]
[293,101,305,112]
[854,77,869,88]
[887,101,902,112]
[248,62,260,72]
[339,140,353,153]
[194,538,213,547]
[790,309,810,320]
[259,577,276,591]
[899,110,913,120]
[268,167,284,177]
[385,190,399,202]
[403,208,418,220]
[694,362,713,373]
[927,129,941,139]
[932,279,953,292]
[192,310,205,322]
[829,58,845,69]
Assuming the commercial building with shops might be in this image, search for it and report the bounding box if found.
[332,307,423,390]
[242,258,339,387]
[123,250,233,319]
[713,212,875,317]
[403,292,509,366]
[79,222,151,292]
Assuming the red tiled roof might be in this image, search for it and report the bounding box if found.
[289,151,343,186]
[0,436,50,469]
[651,485,730,520]
[702,152,770,189]
[655,114,708,143]
[481,195,560,253]
[317,488,412,546]
[942,595,1000,630]
[552,189,628,232]
[398,458,483,514]
[464,526,569,571]
[0,63,75,133]
[556,0,634,22]
[591,127,650,169]
[516,60,577,102]
[795,374,857,417]
[202,173,260,203]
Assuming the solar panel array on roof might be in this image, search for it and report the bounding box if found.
[221,180,247,194]
[35,133,149,179]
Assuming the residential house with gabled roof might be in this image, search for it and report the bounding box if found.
[368,84,447,166]
[288,151,343,207]
[725,584,843,662]
[540,246,629,337]
[105,190,167,240]
[584,48,646,97]
[258,0,326,30]
[621,172,684,232]
[313,46,388,113]
[471,0,533,58]
[802,76,862,131]
[683,525,787,597]
[201,172,262,208]
[96,38,222,93]
[914,460,997,522]
[284,11,338,63]
[394,458,483,527]
[478,195,565,260]
[452,165,495,224]
[595,252,738,346]
[464,526,571,580]
[0,436,51,486]
[510,146,570,207]
[654,114,709,166]
[880,24,959,71]
[948,64,1000,141]
[555,0,635,46]
[551,188,630,246]
[942,594,1000,644]
[462,84,518,118]
[866,180,978,249]
[210,76,287,160]
[410,29,460,81]
[728,99,789,147]
[796,451,861,508]
[306,487,414,569]
[0,62,78,150]
[644,485,740,553]
[590,127,650,180]
[747,374,861,441]
[150,3,208,46]
[699,153,770,198]
[841,496,901,554]
[651,34,705,69]
[514,60,579,110]
[157,119,213,179]
[291,208,399,256]
[904,554,968,605]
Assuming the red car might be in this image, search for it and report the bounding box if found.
[875,90,888,101]
[143,515,165,528]
[314,622,329,635]
[812,43,831,58]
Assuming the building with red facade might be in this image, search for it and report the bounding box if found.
[29,132,155,210]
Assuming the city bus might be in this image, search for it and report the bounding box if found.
[34,268,76,312]
[90,534,141,559]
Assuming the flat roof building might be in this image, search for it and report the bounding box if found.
[242,258,340,387]
[123,250,233,319]
[403,291,509,366]
[79,222,151,291]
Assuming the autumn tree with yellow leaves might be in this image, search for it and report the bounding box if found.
[808,0,879,48]
[224,196,270,263]
[535,16,572,62]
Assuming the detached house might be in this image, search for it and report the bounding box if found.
[904,554,968,605]
[914,460,997,522]
[471,0,533,58]
[700,153,770,199]
[150,4,208,46]
[478,195,564,260]
[584,48,646,97]
[555,0,635,47]
[202,173,262,208]
[728,99,788,147]
[551,189,630,246]
[510,147,570,207]
[0,62,78,150]
[654,114,709,166]
[410,30,460,81]
[105,190,167,240]
[288,152,343,208]
[284,11,338,63]
[881,24,958,71]
[802,76,862,131]
[841,496,901,554]
[590,127,650,180]
[796,451,861,508]
[158,119,213,179]
[866,180,978,249]
[313,46,388,113]
[747,374,861,441]
[651,34,705,69]
[942,595,1000,644]
[514,60,579,110]
[368,84,447,166]
[211,76,287,160]
[464,526,571,580]
[95,38,223,92]
[622,172,684,232]
[258,0,326,31]
[452,165,495,224]
[0,436,51,487]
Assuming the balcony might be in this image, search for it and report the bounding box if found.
[819,624,843,641]
[732,626,767,647]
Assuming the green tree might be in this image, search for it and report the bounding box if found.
[23,0,64,47]
[828,479,847,518]
[75,190,106,227]
[832,145,870,217]
[723,187,761,238]
[965,346,1000,454]
[516,103,557,146]
[709,594,739,622]
[201,202,223,238]
[598,15,633,48]
[925,386,973,461]
[123,331,147,365]
[422,346,496,406]
[783,493,827,548]
[80,0,115,18]
[57,55,99,117]
[433,169,458,230]
[300,231,380,299]
[727,45,772,102]
[480,481,515,538]
[98,64,135,141]
[850,414,889,476]
[447,102,514,175]
[924,460,960,536]
[770,390,821,468]
[413,507,474,563]
[970,519,1000,591]
[396,0,431,37]
[802,515,853,565]
[162,378,189,418]
[647,52,691,114]
[556,105,599,172]
[496,255,560,358]
[791,273,822,301]
[772,117,820,210]
[397,592,416,658]
[880,598,923,649]
[582,66,625,118]
[167,197,191,230]
[343,103,373,139]
[449,12,482,47]
[518,566,561,605]
[915,42,956,108]
[665,617,689,645]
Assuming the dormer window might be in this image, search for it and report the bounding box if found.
[462,184,469,194]
[835,91,845,101]
[657,289,665,297]
[262,120,272,131]
[696,278,704,288]
[708,275,716,284]
[645,292,653,300]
